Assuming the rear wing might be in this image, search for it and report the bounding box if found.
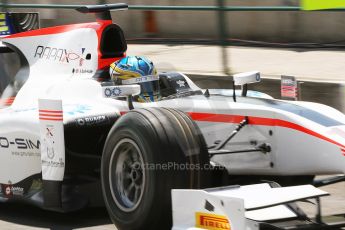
[0,12,39,52]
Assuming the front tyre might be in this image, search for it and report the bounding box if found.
[101,108,211,230]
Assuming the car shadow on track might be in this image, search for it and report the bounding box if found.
[0,203,112,229]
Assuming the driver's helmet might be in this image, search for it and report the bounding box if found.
[109,56,160,102]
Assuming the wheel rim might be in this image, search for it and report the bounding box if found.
[109,138,146,212]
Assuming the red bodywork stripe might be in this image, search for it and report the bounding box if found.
[7,22,104,38]
[39,109,63,121]
[188,112,345,149]
[39,113,63,118]
[188,112,244,123]
[39,110,62,114]
[39,117,63,121]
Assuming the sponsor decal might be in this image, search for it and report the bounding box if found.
[0,137,40,150]
[195,212,231,230]
[46,144,55,159]
[176,80,186,87]
[45,126,55,159]
[76,115,108,127]
[11,186,24,196]
[281,75,298,100]
[72,68,93,74]
[104,88,112,97]
[281,79,295,85]
[13,105,91,116]
[113,88,122,96]
[34,46,89,66]
[42,157,65,168]
[11,151,40,157]
[39,99,65,182]
[39,109,63,121]
[72,68,94,74]
[12,108,36,113]
[66,104,92,115]
[104,87,122,97]
[46,127,54,137]
[302,0,345,10]
[122,75,159,85]
[0,13,10,36]
[1,182,24,197]
[5,185,11,196]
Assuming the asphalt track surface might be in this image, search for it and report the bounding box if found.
[0,204,114,230]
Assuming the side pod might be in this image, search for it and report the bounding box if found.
[38,99,65,209]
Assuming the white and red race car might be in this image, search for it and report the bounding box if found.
[0,3,345,230]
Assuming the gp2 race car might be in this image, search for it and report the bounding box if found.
[0,3,345,230]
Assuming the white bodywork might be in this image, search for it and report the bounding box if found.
[0,20,345,187]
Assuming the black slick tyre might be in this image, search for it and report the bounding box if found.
[101,107,211,230]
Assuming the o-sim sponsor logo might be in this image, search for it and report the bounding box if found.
[195,212,231,230]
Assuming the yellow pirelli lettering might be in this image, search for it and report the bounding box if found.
[195,212,231,230]
[0,14,5,20]
[302,0,345,10]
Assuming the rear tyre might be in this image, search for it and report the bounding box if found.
[101,107,211,230]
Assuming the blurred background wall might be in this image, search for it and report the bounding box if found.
[3,0,345,44]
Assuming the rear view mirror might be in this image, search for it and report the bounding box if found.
[233,71,261,97]
[233,71,261,86]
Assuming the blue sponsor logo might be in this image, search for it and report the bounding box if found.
[65,104,92,115]
[12,104,92,116]
[104,87,122,97]
[104,88,112,97]
[113,87,122,96]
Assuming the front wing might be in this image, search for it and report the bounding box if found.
[172,183,345,230]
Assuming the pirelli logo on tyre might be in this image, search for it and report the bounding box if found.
[195,212,231,230]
